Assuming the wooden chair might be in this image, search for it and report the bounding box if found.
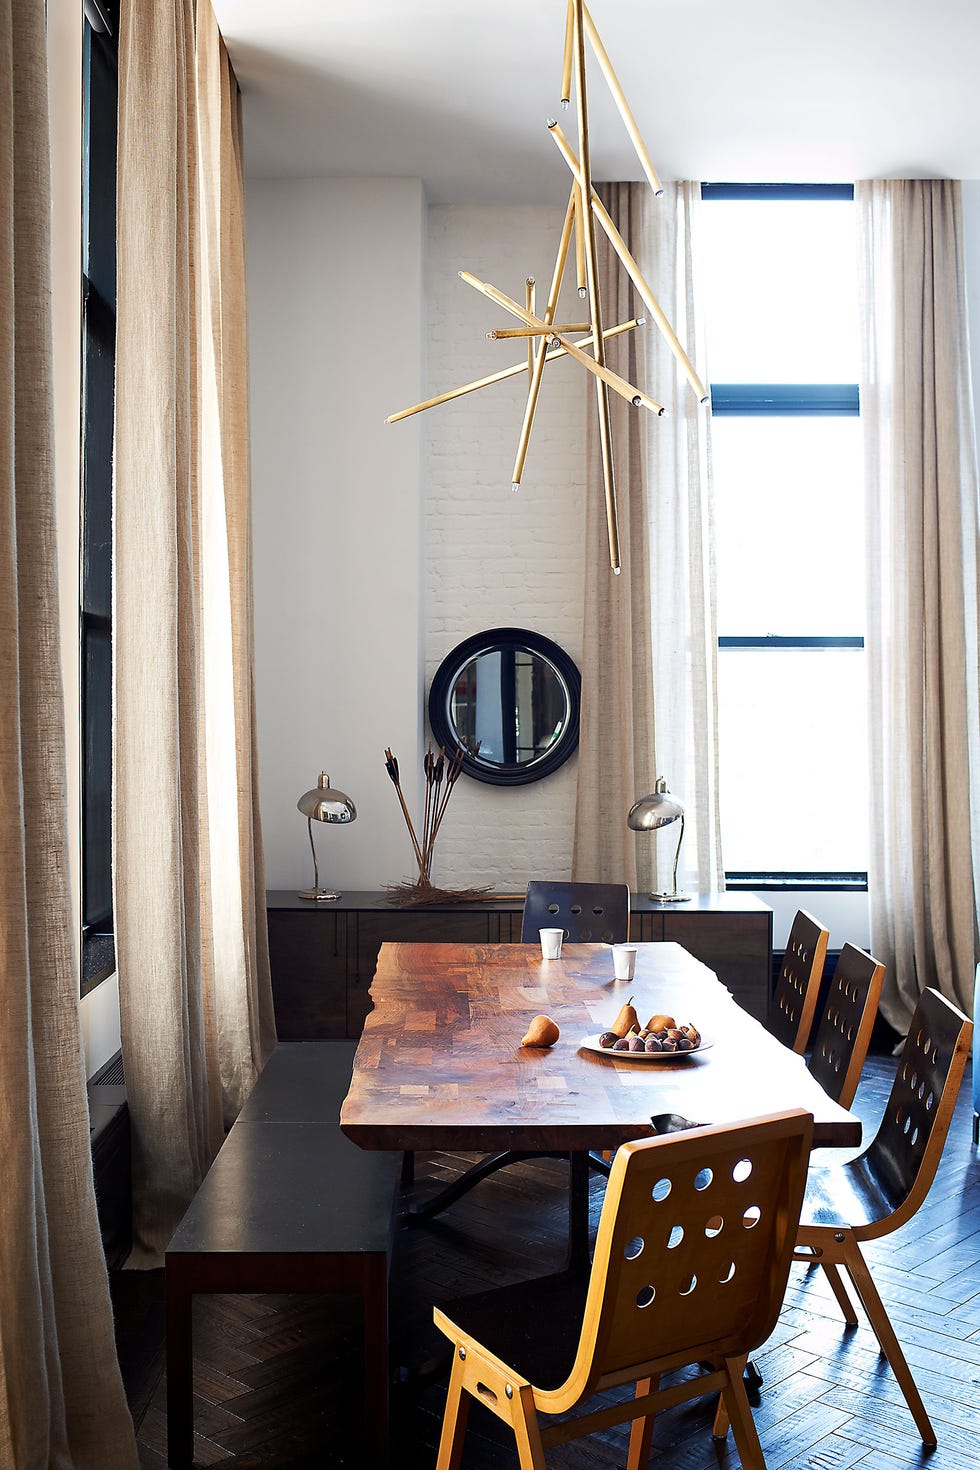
[520,880,630,944]
[433,1109,814,1470]
[806,942,885,1108]
[720,988,969,1450]
[769,909,829,1053]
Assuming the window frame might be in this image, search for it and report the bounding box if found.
[80,5,119,996]
[702,182,867,892]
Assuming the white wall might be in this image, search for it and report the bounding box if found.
[423,205,587,889]
[249,178,426,892]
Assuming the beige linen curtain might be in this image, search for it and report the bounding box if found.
[0,3,137,1462]
[573,182,723,893]
[114,0,276,1267]
[858,179,980,1030]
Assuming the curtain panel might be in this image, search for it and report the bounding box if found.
[0,2,137,1462]
[114,0,276,1267]
[858,178,980,1030]
[573,182,723,893]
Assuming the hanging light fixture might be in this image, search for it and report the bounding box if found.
[386,0,708,573]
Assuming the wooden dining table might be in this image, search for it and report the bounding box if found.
[340,940,861,1268]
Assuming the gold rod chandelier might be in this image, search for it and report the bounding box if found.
[386,0,709,573]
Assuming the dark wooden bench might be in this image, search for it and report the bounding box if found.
[165,1041,399,1467]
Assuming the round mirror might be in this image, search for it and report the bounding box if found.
[428,628,581,786]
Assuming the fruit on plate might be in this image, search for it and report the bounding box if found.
[598,1031,618,1048]
[611,996,640,1037]
[645,1013,676,1032]
[521,1014,560,1048]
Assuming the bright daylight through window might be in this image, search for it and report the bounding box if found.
[699,185,868,884]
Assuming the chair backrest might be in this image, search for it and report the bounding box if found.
[521,881,629,944]
[770,909,829,1053]
[864,987,973,1234]
[807,942,885,1108]
[539,1111,813,1412]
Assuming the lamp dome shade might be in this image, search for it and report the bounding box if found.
[627,776,684,831]
[297,772,356,824]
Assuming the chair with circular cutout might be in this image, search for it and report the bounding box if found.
[770,909,830,1052]
[432,1109,813,1470]
[520,880,630,945]
[806,941,885,1108]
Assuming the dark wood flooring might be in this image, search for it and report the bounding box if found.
[113,1054,980,1468]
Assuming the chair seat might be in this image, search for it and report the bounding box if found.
[800,1155,898,1235]
[437,1270,589,1392]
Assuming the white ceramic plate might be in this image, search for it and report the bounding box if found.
[579,1033,712,1062]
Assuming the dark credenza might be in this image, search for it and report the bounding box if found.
[266,891,773,1038]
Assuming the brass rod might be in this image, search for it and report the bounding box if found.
[582,2,664,196]
[555,328,665,414]
[560,0,575,107]
[573,182,588,298]
[385,318,643,427]
[525,278,535,379]
[548,121,710,402]
[489,325,592,338]
[511,185,576,488]
[573,0,620,571]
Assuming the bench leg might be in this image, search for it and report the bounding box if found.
[165,1264,194,1468]
[362,1255,390,1467]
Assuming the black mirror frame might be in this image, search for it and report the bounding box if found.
[428,628,582,787]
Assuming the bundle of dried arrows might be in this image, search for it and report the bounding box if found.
[383,743,491,905]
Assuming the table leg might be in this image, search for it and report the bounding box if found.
[567,1152,591,1274]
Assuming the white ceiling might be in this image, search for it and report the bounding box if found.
[212,0,980,202]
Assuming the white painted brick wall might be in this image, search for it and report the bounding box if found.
[422,204,587,889]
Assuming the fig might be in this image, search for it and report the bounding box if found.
[646,1013,676,1033]
[676,1036,694,1051]
[598,1031,618,1049]
[521,1014,560,1048]
[613,1037,631,1051]
[611,996,640,1038]
[627,1035,646,1052]
[644,1035,663,1052]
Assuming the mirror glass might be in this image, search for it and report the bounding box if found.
[429,629,581,787]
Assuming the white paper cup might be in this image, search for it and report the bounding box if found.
[612,944,638,980]
[539,927,564,959]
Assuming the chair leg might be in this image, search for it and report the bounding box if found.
[510,1383,547,1470]
[821,1260,859,1326]
[843,1240,937,1447]
[435,1354,471,1470]
[626,1375,658,1470]
[719,1357,766,1470]
[973,1111,978,1146]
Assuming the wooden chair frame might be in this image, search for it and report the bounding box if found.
[717,988,972,1449]
[770,909,829,1053]
[806,941,885,1108]
[434,1110,813,1470]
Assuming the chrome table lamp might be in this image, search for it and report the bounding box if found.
[297,771,356,901]
[628,776,689,902]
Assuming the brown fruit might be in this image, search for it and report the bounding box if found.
[598,1031,618,1049]
[644,1035,663,1052]
[613,1037,631,1051]
[521,1014,560,1048]
[627,1035,646,1052]
[611,996,640,1037]
[646,1013,676,1033]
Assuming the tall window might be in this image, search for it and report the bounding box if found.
[699,184,867,887]
[80,3,118,993]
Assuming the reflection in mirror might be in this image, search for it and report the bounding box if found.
[429,629,581,787]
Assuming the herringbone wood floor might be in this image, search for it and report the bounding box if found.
[115,1055,980,1469]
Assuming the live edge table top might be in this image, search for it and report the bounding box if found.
[340,942,861,1153]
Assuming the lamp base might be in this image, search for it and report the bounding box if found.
[298,887,342,901]
[647,891,691,904]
